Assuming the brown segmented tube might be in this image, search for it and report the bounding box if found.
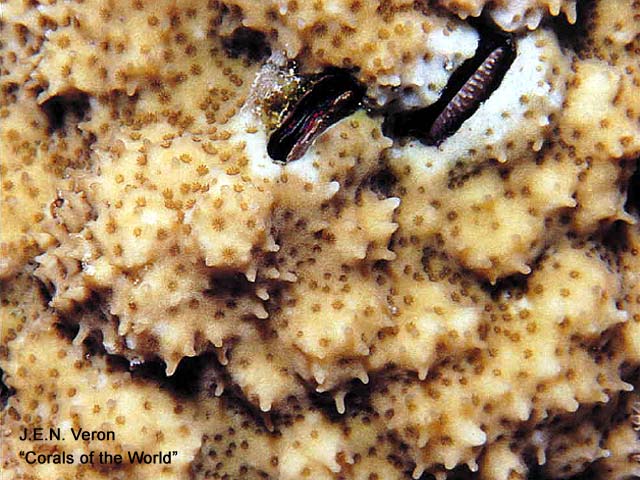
[427,42,514,144]
[380,33,516,145]
[427,40,515,145]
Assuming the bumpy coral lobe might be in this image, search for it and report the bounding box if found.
[436,0,578,31]
[2,320,203,479]
[2,0,640,479]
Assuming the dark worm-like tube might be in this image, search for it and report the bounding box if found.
[383,32,516,146]
[426,40,515,144]
[267,72,364,163]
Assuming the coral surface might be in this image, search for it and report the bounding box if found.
[2,0,640,479]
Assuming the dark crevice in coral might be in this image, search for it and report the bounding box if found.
[368,167,398,199]
[53,319,213,399]
[517,397,627,480]
[306,378,376,423]
[55,320,81,341]
[549,0,597,53]
[129,348,292,434]
[483,271,530,301]
[0,368,16,409]
[600,218,631,253]
[132,354,213,398]
[208,272,259,303]
[621,365,640,389]
[524,392,634,480]
[417,465,477,480]
[420,244,534,300]
[135,350,297,435]
[197,353,299,432]
[624,158,640,215]
[222,26,271,62]
[594,157,638,245]
[40,89,90,132]
[580,321,625,360]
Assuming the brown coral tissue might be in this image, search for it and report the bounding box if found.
[2,0,640,479]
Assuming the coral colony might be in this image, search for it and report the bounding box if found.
[2,1,640,479]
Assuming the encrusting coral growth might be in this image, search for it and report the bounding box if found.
[2,0,640,479]
[221,0,480,108]
[436,0,578,31]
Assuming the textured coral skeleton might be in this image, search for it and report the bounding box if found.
[2,0,640,479]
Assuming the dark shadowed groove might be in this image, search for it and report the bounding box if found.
[40,89,90,132]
